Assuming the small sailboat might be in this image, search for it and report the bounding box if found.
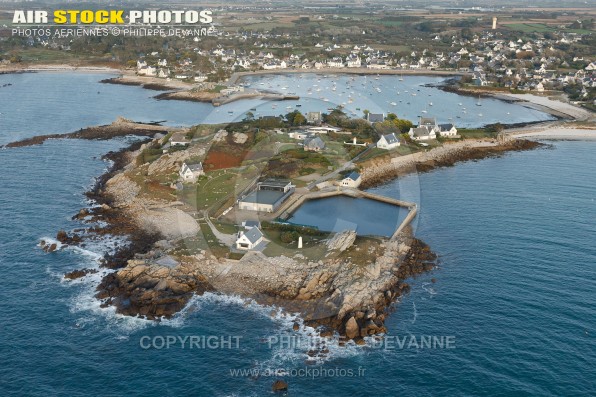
[399,74,404,81]
[476,96,482,106]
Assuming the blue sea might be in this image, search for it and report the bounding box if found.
[0,73,594,396]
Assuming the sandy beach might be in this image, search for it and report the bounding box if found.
[0,64,122,74]
[512,127,596,140]
[498,93,594,121]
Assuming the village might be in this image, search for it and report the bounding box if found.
[128,18,594,106]
[3,5,593,108]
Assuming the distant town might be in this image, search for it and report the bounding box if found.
[1,3,594,109]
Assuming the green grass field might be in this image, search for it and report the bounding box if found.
[505,23,593,35]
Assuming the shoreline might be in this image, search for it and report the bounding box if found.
[33,121,441,341]
[4,64,589,123]
[359,138,545,189]
[2,117,172,149]
[46,130,551,342]
[228,67,465,85]
[439,81,594,122]
[0,64,123,75]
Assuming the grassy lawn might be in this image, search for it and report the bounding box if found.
[178,170,240,213]
[198,221,230,258]
[505,23,593,35]
[212,220,239,235]
[207,85,227,94]
[336,236,384,266]
[262,228,328,260]
[379,20,403,27]
[458,128,494,139]
[356,145,420,163]
[15,48,104,63]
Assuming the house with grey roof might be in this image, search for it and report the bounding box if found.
[409,126,437,141]
[340,171,362,188]
[179,162,204,182]
[377,133,401,150]
[438,123,458,137]
[170,132,191,147]
[304,136,326,152]
[235,227,264,250]
[367,113,385,123]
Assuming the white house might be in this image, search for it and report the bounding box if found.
[157,68,170,78]
[377,133,401,150]
[179,162,204,182]
[328,58,345,68]
[409,126,436,141]
[438,124,458,137]
[307,125,342,134]
[288,131,310,140]
[235,227,264,250]
[347,57,362,68]
[340,171,362,188]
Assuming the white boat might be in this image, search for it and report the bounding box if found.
[390,102,397,106]
[429,102,433,106]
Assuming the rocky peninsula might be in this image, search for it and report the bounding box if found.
[27,121,554,343]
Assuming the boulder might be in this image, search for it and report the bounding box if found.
[345,316,360,339]
[64,268,98,280]
[272,380,288,392]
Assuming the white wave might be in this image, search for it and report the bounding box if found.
[38,237,64,251]
[421,282,437,297]
[44,230,150,335]
[411,301,417,324]
[173,292,367,367]
[68,266,154,334]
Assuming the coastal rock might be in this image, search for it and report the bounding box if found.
[272,380,288,392]
[345,316,360,339]
[213,129,228,142]
[64,268,98,280]
[40,240,60,253]
[232,132,248,144]
[326,230,357,252]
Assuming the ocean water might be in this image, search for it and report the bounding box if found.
[0,72,553,145]
[0,73,594,396]
[241,74,555,127]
